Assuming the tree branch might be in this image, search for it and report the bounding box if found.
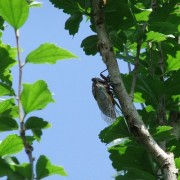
[15,29,35,180]
[90,0,178,179]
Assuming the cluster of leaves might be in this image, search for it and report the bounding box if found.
[0,0,77,179]
[49,0,180,179]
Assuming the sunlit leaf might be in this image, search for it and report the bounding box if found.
[21,80,54,115]
[0,135,24,157]
[0,98,18,118]
[26,43,77,64]
[175,158,180,169]
[12,163,32,180]
[0,83,15,96]
[0,46,16,85]
[166,51,180,72]
[36,155,67,179]
[0,0,29,29]
[152,126,174,142]
[146,31,167,42]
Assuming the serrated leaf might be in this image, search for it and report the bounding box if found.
[81,35,98,55]
[0,0,29,29]
[0,116,18,132]
[25,116,51,141]
[134,92,145,103]
[164,71,180,96]
[0,46,16,85]
[0,98,18,117]
[0,98,15,114]
[21,80,54,115]
[0,82,15,96]
[0,157,15,177]
[65,13,83,35]
[135,10,151,22]
[12,163,32,179]
[99,117,130,144]
[26,43,77,64]
[146,31,167,42]
[0,135,24,157]
[116,167,156,180]
[109,141,155,176]
[166,51,180,72]
[152,126,174,142]
[49,0,82,14]
[36,155,67,179]
[25,116,51,129]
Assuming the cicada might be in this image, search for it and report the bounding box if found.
[92,70,120,124]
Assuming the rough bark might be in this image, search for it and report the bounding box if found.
[90,0,178,179]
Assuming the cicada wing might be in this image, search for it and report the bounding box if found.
[94,83,119,124]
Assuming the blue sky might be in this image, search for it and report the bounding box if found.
[1,1,128,179]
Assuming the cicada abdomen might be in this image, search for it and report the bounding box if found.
[92,77,119,124]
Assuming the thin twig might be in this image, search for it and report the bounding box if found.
[124,45,132,72]
[129,41,141,100]
[15,29,34,180]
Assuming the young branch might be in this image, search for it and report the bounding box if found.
[15,30,34,180]
[129,41,141,100]
[90,0,178,179]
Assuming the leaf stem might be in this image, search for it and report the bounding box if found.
[15,29,35,180]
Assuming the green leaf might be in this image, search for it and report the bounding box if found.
[146,31,173,42]
[21,80,54,115]
[99,117,130,144]
[0,98,14,114]
[175,158,180,169]
[0,134,24,157]
[136,75,164,108]
[0,46,16,85]
[116,167,156,180]
[134,92,145,103]
[12,163,32,180]
[109,140,156,176]
[0,116,18,132]
[152,126,174,142]
[135,10,151,22]
[26,43,77,64]
[65,13,83,35]
[36,155,67,179]
[165,71,180,96]
[166,51,180,72]
[25,116,51,129]
[0,82,15,96]
[0,98,18,117]
[0,0,29,29]
[49,0,83,14]
[81,35,98,55]
[25,116,51,141]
